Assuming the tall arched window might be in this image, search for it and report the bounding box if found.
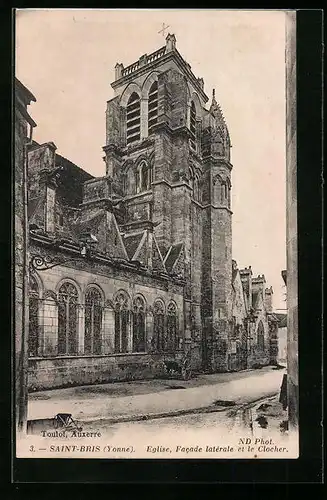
[193,173,201,202]
[58,282,78,355]
[224,183,228,201]
[221,182,226,204]
[126,92,141,145]
[167,302,178,352]
[257,320,265,351]
[29,275,40,357]
[132,296,146,352]
[85,287,103,355]
[226,180,231,208]
[148,81,158,136]
[141,161,149,191]
[189,167,194,192]
[190,101,196,151]
[153,300,165,351]
[114,291,129,353]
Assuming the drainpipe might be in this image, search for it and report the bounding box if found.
[18,122,33,434]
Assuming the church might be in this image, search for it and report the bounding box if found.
[26,34,279,391]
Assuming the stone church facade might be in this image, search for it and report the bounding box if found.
[26,35,278,391]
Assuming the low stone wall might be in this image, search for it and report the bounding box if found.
[28,354,168,391]
[247,351,270,368]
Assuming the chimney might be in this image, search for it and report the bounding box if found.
[28,142,57,198]
[264,286,274,313]
[252,274,266,291]
[39,168,59,234]
[239,266,253,309]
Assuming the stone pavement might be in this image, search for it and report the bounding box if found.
[28,366,285,424]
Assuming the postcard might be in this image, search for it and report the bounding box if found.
[14,8,299,460]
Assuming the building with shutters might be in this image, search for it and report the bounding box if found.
[26,34,277,391]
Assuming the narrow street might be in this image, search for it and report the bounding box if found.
[28,365,285,425]
[23,366,295,459]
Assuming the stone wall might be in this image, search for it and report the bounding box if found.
[285,11,298,430]
[15,79,36,431]
[28,353,169,391]
[15,99,27,430]
[28,259,185,389]
[278,327,287,362]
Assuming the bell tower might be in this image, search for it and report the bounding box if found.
[103,35,233,371]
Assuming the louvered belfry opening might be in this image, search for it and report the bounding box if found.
[190,101,196,151]
[148,81,158,136]
[126,92,141,145]
[190,101,196,150]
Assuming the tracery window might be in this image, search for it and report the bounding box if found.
[58,282,79,355]
[153,300,165,351]
[126,92,141,145]
[132,296,146,352]
[114,292,129,353]
[167,302,178,351]
[29,275,40,357]
[137,161,148,193]
[84,287,103,355]
[257,320,265,351]
[148,81,158,136]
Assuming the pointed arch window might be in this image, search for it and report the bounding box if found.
[257,320,265,351]
[167,302,178,352]
[149,160,153,186]
[190,101,196,151]
[114,292,129,353]
[226,179,231,208]
[148,81,158,136]
[29,275,40,357]
[136,160,148,193]
[193,173,201,202]
[126,92,141,145]
[132,296,146,352]
[58,282,78,355]
[189,167,194,192]
[85,287,103,355]
[125,165,135,195]
[141,162,148,191]
[221,182,227,204]
[153,300,165,351]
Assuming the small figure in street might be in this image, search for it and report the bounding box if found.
[279,373,288,411]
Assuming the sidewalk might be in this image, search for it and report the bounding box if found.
[28,366,285,424]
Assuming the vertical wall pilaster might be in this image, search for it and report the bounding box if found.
[127,313,133,352]
[103,307,115,354]
[78,305,85,355]
[146,310,154,350]
[42,298,58,356]
[36,299,44,356]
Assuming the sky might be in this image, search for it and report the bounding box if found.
[16,9,287,310]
